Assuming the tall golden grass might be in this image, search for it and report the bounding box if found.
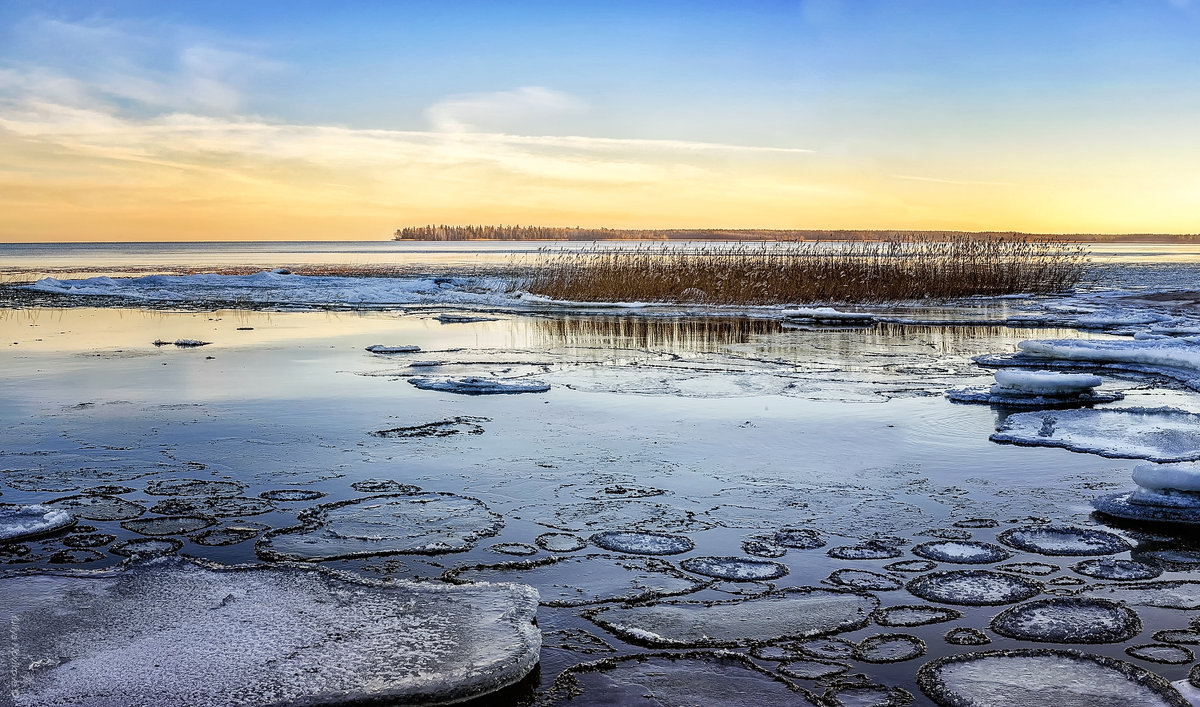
[519,236,1088,304]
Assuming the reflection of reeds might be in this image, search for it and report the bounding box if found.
[533,316,783,352]
[519,236,1088,304]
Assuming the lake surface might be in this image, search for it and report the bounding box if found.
[2,242,1200,705]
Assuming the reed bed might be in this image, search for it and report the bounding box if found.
[519,236,1088,304]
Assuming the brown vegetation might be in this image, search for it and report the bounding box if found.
[395,224,1200,243]
[519,236,1088,304]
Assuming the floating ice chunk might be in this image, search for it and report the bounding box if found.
[827,568,902,591]
[1072,558,1162,581]
[916,649,1189,707]
[911,540,1012,565]
[1128,644,1195,664]
[434,313,499,324]
[409,376,550,395]
[146,479,245,496]
[906,569,1043,606]
[886,559,938,573]
[944,627,991,646]
[488,542,538,556]
[45,494,145,521]
[773,527,826,549]
[258,493,502,561]
[2,557,540,706]
[795,636,857,659]
[681,556,788,581]
[1154,628,1200,644]
[873,605,962,628]
[778,659,849,679]
[543,653,813,706]
[993,369,1103,394]
[153,339,210,347]
[122,515,216,536]
[742,538,787,558]
[110,538,182,558]
[990,598,1141,644]
[0,505,77,542]
[1083,580,1200,610]
[782,307,875,323]
[1019,337,1200,384]
[259,489,326,502]
[1096,492,1200,526]
[447,554,707,607]
[586,587,878,648]
[1133,461,1200,493]
[827,540,903,560]
[365,344,420,353]
[997,526,1131,556]
[534,532,586,553]
[591,530,694,556]
[991,407,1200,462]
[854,633,926,663]
[149,496,274,517]
[194,524,266,546]
[63,533,116,548]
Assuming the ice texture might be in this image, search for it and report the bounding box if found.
[991,407,1200,462]
[586,587,878,648]
[827,540,903,560]
[911,540,1012,564]
[408,376,550,394]
[1018,338,1200,390]
[1128,644,1195,664]
[828,569,902,591]
[873,605,962,628]
[778,660,850,680]
[1093,492,1200,525]
[1133,461,1200,492]
[997,526,1131,556]
[2,557,540,706]
[917,649,1190,707]
[534,532,586,553]
[110,538,182,558]
[145,479,244,496]
[680,556,789,581]
[944,627,991,646]
[589,530,694,555]
[257,492,502,561]
[989,598,1141,643]
[1072,558,1162,581]
[905,570,1043,606]
[1083,581,1200,610]
[121,515,216,536]
[45,495,145,521]
[446,554,707,607]
[543,653,818,706]
[853,633,926,663]
[0,505,76,542]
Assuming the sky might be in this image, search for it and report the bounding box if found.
[1,1,1198,241]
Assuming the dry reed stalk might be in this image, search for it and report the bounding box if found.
[517,235,1087,304]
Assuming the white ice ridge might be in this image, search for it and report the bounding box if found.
[1019,338,1200,375]
[782,307,875,322]
[991,369,1102,395]
[1133,461,1200,492]
[3,557,541,706]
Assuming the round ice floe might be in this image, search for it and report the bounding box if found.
[998,525,1131,556]
[779,660,849,680]
[258,493,502,561]
[874,605,962,628]
[920,528,973,541]
[48,549,105,564]
[0,504,76,542]
[1154,628,1200,644]
[1072,558,1162,581]
[749,644,804,661]
[795,637,857,659]
[680,556,788,581]
[121,515,216,536]
[990,598,1141,644]
[953,518,999,529]
[827,568,901,591]
[543,652,812,706]
[45,495,145,521]
[823,682,914,706]
[259,489,326,502]
[62,533,116,548]
[149,496,274,518]
[145,478,245,497]
[194,524,266,546]
[906,569,1043,606]
[4,557,541,707]
[1135,546,1200,570]
[742,538,787,558]
[827,540,902,560]
[448,554,706,607]
[351,479,420,494]
[912,540,1012,565]
[854,633,926,663]
[110,537,182,558]
[534,532,586,553]
[488,542,538,556]
[916,649,1190,707]
[590,530,694,556]
[585,587,877,648]
[1127,644,1195,665]
[1083,580,1200,610]
[409,376,550,395]
[82,485,135,496]
[944,627,990,646]
[993,369,1103,394]
[999,561,1059,576]
[886,559,938,573]
[774,527,825,549]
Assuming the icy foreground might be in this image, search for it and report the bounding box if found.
[1,558,541,706]
[979,338,1200,391]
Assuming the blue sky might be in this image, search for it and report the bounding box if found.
[1,1,1198,239]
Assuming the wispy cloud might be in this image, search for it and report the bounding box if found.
[425,86,587,133]
[894,174,1015,187]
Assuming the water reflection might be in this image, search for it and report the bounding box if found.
[528,315,783,354]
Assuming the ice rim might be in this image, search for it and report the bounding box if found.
[915,648,1191,707]
[1,556,543,707]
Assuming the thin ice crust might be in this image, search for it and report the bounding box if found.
[3,557,541,707]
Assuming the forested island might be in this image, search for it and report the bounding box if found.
[394,225,1200,242]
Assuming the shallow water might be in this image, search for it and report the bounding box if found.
[3,246,1200,704]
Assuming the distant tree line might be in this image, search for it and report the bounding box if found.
[393,225,1200,243]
